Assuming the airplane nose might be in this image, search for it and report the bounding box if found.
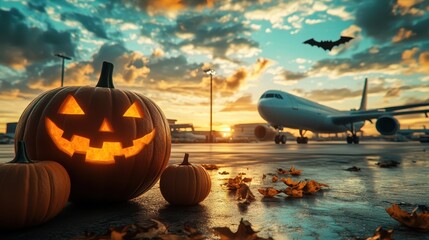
[257,99,275,121]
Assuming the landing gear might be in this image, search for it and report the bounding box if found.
[296,130,308,144]
[274,126,287,144]
[346,123,360,144]
[275,135,287,144]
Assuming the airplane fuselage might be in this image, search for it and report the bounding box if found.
[258,90,364,133]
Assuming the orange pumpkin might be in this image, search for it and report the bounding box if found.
[0,141,70,229]
[160,153,211,205]
[15,62,171,203]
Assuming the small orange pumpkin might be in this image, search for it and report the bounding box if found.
[160,153,211,205]
[0,141,70,229]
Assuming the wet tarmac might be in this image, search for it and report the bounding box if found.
[1,142,429,239]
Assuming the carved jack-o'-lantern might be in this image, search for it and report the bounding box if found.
[15,62,171,203]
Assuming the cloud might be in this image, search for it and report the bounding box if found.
[392,28,415,43]
[146,55,200,82]
[305,19,324,24]
[327,6,354,20]
[0,8,76,70]
[329,25,362,55]
[61,12,108,39]
[282,70,307,81]
[394,0,428,15]
[355,0,399,41]
[296,80,425,103]
[92,43,150,84]
[146,58,270,101]
[251,58,273,77]
[124,0,213,17]
[221,94,256,112]
[163,12,260,62]
[355,0,429,43]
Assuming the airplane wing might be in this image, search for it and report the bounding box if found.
[330,109,429,125]
[365,102,429,112]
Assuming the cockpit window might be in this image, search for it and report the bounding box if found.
[261,93,283,99]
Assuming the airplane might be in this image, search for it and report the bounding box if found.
[257,78,429,144]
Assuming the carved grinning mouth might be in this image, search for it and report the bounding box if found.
[45,117,156,164]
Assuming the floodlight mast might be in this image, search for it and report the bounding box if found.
[204,68,216,143]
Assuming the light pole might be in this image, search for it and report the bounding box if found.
[204,68,216,143]
[55,53,71,87]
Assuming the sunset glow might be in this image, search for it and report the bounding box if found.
[0,1,428,136]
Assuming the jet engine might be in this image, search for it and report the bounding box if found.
[254,125,277,141]
[375,115,400,135]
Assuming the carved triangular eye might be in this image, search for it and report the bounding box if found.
[59,95,85,115]
[123,102,143,118]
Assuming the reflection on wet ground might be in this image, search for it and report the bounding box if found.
[1,142,429,239]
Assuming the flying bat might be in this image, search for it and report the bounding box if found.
[303,36,353,51]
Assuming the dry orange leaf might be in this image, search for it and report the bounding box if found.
[289,166,302,176]
[284,187,303,198]
[386,204,429,231]
[236,184,255,202]
[294,181,307,190]
[201,164,219,170]
[277,168,289,175]
[243,177,253,182]
[272,175,279,182]
[281,177,299,187]
[366,226,394,240]
[213,218,273,240]
[258,187,280,197]
[73,219,168,240]
[223,176,243,190]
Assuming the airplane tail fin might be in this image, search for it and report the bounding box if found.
[358,78,368,111]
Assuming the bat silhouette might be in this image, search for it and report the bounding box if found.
[303,36,353,51]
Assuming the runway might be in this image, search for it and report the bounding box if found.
[1,142,428,239]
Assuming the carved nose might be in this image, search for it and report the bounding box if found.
[99,118,114,132]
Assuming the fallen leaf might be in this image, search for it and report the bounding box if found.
[258,187,280,197]
[201,164,219,170]
[72,219,168,240]
[386,204,429,231]
[294,181,307,190]
[289,166,302,176]
[236,184,255,202]
[284,187,303,198]
[366,226,394,240]
[376,160,400,168]
[213,218,273,240]
[243,177,253,183]
[223,176,243,190]
[346,166,361,171]
[272,175,279,182]
[277,168,289,175]
[303,180,320,194]
[281,177,299,187]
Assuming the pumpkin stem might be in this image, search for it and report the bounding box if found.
[10,141,34,164]
[96,61,115,89]
[180,153,191,165]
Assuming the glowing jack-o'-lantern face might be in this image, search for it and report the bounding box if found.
[45,95,156,164]
[15,61,171,203]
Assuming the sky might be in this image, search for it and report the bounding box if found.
[0,0,428,136]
